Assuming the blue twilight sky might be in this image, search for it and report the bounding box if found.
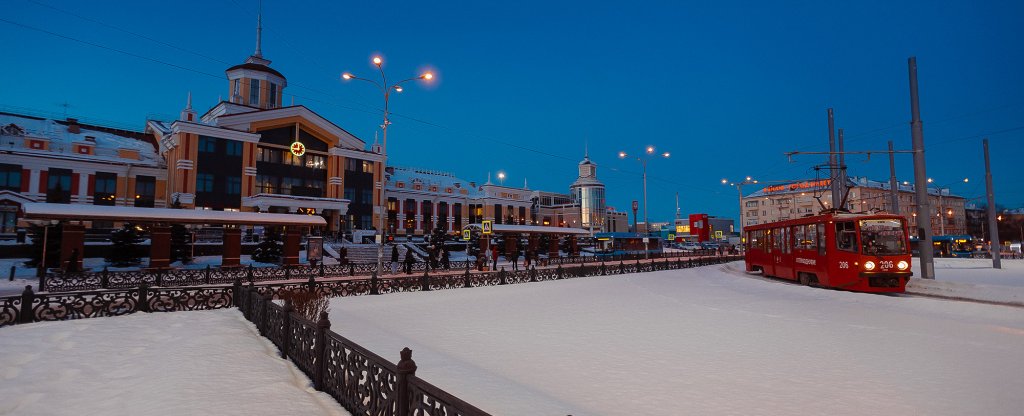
[2,0,1023,223]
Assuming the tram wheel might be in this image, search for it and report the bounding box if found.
[798,273,811,286]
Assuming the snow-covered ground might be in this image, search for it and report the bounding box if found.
[0,309,349,416]
[327,261,1024,415]
[907,258,1024,305]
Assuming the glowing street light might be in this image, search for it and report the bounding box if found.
[497,171,506,186]
[619,147,671,256]
[341,55,436,275]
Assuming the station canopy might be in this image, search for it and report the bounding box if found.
[466,223,591,235]
[21,203,326,226]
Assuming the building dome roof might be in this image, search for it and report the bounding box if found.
[226,62,286,80]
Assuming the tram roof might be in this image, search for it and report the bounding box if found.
[21,203,327,226]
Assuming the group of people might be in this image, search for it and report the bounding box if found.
[388,243,450,274]
[476,246,538,271]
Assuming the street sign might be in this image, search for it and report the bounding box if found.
[462,229,471,241]
[714,230,723,239]
[632,200,639,211]
[668,233,675,240]
[482,220,492,235]
[375,234,382,244]
[642,237,649,243]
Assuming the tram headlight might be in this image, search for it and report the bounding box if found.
[897,260,909,271]
[864,261,876,271]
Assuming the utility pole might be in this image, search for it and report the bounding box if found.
[888,141,900,214]
[827,108,840,209]
[983,138,1001,268]
[909,56,935,279]
[838,128,847,206]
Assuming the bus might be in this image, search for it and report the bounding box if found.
[593,233,664,257]
[744,212,912,293]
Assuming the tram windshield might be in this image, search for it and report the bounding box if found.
[859,219,908,255]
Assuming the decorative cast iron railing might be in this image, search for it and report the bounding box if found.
[41,250,719,292]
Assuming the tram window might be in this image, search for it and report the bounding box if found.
[816,223,825,255]
[835,221,857,252]
[781,227,791,254]
[795,224,816,250]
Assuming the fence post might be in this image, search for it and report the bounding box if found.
[636,259,642,273]
[556,265,563,279]
[529,265,538,283]
[101,266,109,289]
[463,269,472,288]
[247,265,254,284]
[138,281,150,313]
[285,266,291,280]
[396,347,418,416]
[205,265,212,285]
[18,285,34,324]
[619,261,625,275]
[600,262,606,276]
[281,298,293,359]
[306,274,316,292]
[155,269,163,287]
[499,267,507,285]
[349,263,355,276]
[232,276,242,307]
[313,311,331,390]
[370,271,380,295]
[245,282,256,318]
[319,262,325,277]
[260,293,271,335]
[421,271,431,291]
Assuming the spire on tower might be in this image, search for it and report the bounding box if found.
[180,91,197,121]
[254,0,263,58]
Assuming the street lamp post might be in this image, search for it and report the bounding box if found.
[620,147,669,258]
[928,177,968,236]
[722,177,758,234]
[342,56,433,274]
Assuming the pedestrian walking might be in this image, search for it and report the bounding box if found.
[403,249,415,274]
[491,245,498,271]
[390,244,399,274]
[511,249,519,271]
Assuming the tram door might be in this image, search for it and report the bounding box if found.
[774,226,795,279]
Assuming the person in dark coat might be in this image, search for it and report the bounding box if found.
[510,249,519,271]
[391,244,400,274]
[491,245,498,271]
[66,248,79,273]
[339,246,349,265]
[441,247,450,270]
[403,249,415,274]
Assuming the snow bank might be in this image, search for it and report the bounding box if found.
[0,309,349,416]
[328,262,1024,415]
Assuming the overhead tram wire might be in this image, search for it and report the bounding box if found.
[7,11,1022,191]
[21,0,384,115]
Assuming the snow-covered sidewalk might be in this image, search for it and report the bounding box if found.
[0,309,350,416]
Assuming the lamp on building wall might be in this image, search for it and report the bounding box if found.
[342,55,434,274]
[927,177,968,236]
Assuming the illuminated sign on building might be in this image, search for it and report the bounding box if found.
[675,225,690,234]
[762,179,830,194]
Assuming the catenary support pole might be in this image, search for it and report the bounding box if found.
[983,138,1001,269]
[828,108,840,209]
[908,56,935,279]
[888,141,900,214]
[838,128,847,206]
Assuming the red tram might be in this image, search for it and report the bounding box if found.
[744,212,912,293]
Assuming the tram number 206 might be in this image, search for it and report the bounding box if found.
[839,261,849,269]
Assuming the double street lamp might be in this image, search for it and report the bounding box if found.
[722,177,758,232]
[342,55,434,274]
[619,146,670,236]
[927,177,968,236]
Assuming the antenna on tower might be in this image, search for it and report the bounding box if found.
[254,0,263,58]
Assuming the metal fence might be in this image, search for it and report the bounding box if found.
[41,250,724,292]
[0,255,741,416]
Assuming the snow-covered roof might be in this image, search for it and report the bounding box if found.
[21,203,326,226]
[0,112,161,166]
[466,223,591,235]
[745,176,963,199]
[386,166,486,198]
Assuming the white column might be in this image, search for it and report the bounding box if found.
[28,169,40,200]
[77,172,89,203]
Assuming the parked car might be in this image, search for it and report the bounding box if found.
[680,242,701,252]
